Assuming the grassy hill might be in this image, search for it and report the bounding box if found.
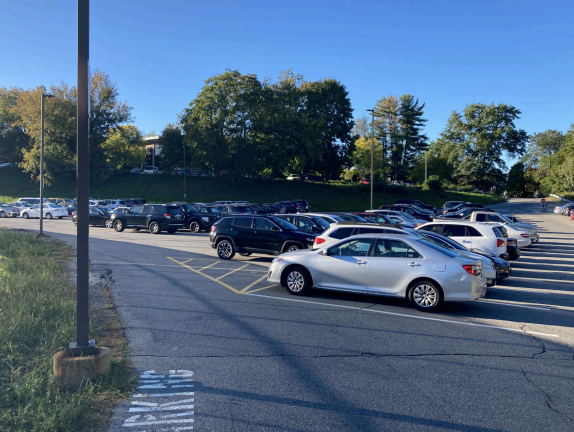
[0,169,502,211]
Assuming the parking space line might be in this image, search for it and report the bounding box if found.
[246,293,560,338]
[477,299,550,311]
[199,262,220,271]
[244,284,277,294]
[240,274,270,293]
[167,257,242,294]
[216,264,249,280]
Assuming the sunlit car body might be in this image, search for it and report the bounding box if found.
[0,202,20,217]
[20,203,67,219]
[268,234,486,311]
[72,206,115,228]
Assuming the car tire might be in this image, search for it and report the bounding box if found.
[189,221,200,233]
[114,220,125,232]
[105,219,113,228]
[23,212,29,219]
[73,219,78,226]
[217,239,235,260]
[284,244,301,253]
[408,280,443,312]
[282,265,311,296]
[239,252,252,256]
[149,221,161,234]
[0,211,5,218]
[46,213,53,219]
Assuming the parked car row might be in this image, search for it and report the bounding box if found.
[554,202,574,217]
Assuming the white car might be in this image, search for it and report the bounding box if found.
[416,221,508,258]
[143,165,162,174]
[366,210,426,227]
[312,222,410,249]
[484,222,531,248]
[286,174,301,180]
[21,204,68,219]
[267,234,486,311]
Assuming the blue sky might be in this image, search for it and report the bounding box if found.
[1,0,573,147]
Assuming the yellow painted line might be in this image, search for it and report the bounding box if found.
[244,285,276,294]
[181,258,194,264]
[239,274,270,293]
[216,264,249,280]
[167,257,242,294]
[199,262,220,271]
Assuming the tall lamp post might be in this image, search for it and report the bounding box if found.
[40,93,55,235]
[366,109,378,209]
[183,143,187,200]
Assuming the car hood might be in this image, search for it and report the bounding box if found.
[510,222,536,231]
[279,248,318,258]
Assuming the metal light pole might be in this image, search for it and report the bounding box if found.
[366,109,376,209]
[40,94,54,234]
[183,143,186,200]
[425,154,428,181]
[70,0,95,356]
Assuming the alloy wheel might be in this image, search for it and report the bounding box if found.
[105,219,113,228]
[412,284,438,308]
[190,221,200,233]
[217,241,233,259]
[286,271,305,293]
[0,211,5,218]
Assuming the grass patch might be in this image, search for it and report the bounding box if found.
[0,229,134,432]
[0,169,502,211]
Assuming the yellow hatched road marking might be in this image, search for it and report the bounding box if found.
[216,264,249,280]
[239,274,270,294]
[244,285,276,294]
[199,262,220,271]
[167,257,242,294]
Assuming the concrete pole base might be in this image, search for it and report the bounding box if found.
[53,347,111,391]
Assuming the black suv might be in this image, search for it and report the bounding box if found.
[110,204,185,234]
[210,215,318,259]
[169,202,218,232]
[273,214,330,234]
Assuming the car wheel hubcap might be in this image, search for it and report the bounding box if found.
[287,271,304,292]
[413,284,437,307]
[0,212,5,218]
[105,220,112,228]
[287,246,298,252]
[191,222,199,232]
[151,224,158,233]
[218,242,232,258]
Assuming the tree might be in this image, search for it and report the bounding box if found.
[101,125,145,170]
[158,123,185,172]
[507,162,527,197]
[0,87,26,165]
[351,137,385,179]
[182,70,263,184]
[436,103,529,189]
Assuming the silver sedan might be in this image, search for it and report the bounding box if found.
[0,202,20,217]
[267,234,487,311]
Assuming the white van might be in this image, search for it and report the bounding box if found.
[143,166,162,174]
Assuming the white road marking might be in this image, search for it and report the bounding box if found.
[246,293,560,338]
[124,370,195,430]
[477,299,550,310]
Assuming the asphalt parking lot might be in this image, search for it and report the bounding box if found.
[2,198,573,431]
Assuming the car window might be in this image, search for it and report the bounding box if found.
[295,217,315,232]
[281,216,295,224]
[167,207,183,215]
[268,216,297,230]
[373,239,422,258]
[415,239,460,257]
[419,224,441,234]
[488,214,502,222]
[233,218,253,228]
[131,206,143,214]
[312,217,330,230]
[141,205,154,213]
[329,227,354,240]
[466,226,483,237]
[254,218,277,230]
[475,213,487,222]
[442,225,466,237]
[492,227,504,238]
[328,238,373,257]
[358,227,390,235]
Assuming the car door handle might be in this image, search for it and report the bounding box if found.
[462,240,471,243]
[356,260,367,265]
[408,262,421,267]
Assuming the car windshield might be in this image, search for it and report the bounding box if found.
[101,207,114,214]
[403,228,425,237]
[268,216,298,230]
[311,217,330,229]
[398,212,416,221]
[415,239,461,257]
[498,214,514,223]
[0,203,9,207]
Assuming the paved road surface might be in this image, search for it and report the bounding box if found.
[1,198,573,431]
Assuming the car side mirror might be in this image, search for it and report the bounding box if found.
[271,226,281,232]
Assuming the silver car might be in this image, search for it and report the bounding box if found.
[0,202,21,217]
[267,234,486,311]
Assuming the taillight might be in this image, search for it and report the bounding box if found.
[314,237,326,246]
[462,264,479,276]
[164,213,171,219]
[497,239,505,247]
[71,211,75,216]
[521,233,529,238]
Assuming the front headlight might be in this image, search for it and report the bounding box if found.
[272,257,284,264]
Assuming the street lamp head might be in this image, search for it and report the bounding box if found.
[43,93,55,98]
[366,109,374,113]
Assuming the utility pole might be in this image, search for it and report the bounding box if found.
[40,94,54,234]
[183,143,186,200]
[425,154,428,181]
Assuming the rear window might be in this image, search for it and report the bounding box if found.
[329,227,354,240]
[269,216,297,231]
[492,227,504,238]
[167,206,183,215]
[182,204,199,212]
[415,239,461,257]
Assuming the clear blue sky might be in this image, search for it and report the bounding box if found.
[1,0,573,144]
